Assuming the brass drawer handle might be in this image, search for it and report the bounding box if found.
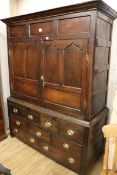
[36,131,42,137]
[38,28,42,32]
[14,128,18,133]
[45,121,52,128]
[63,143,69,149]
[43,145,49,151]
[67,129,75,136]
[30,137,35,144]
[28,115,33,120]
[16,120,20,126]
[40,75,46,87]
[68,157,75,164]
[45,36,49,40]
[13,108,18,113]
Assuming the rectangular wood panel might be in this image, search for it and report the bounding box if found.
[9,25,29,37]
[43,87,81,109]
[13,79,40,99]
[58,16,90,34]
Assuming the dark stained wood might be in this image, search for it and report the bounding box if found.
[9,40,41,103]
[91,11,112,117]
[51,134,83,157]
[2,1,116,174]
[8,25,29,38]
[58,16,90,34]
[30,21,53,36]
[8,97,108,174]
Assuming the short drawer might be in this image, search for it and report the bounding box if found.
[11,125,40,150]
[9,116,27,130]
[28,124,50,142]
[9,25,29,37]
[40,114,58,132]
[51,146,80,172]
[30,21,53,36]
[8,103,40,126]
[8,103,25,117]
[60,120,84,144]
[51,134,82,158]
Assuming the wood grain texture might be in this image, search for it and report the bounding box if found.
[7,97,108,174]
[2,1,116,174]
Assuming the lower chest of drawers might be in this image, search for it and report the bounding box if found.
[8,98,108,175]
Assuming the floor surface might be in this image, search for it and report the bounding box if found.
[0,136,103,175]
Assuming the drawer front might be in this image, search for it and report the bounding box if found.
[9,25,29,37]
[9,116,27,130]
[28,124,50,142]
[52,134,82,158]
[58,16,90,34]
[11,125,40,150]
[60,120,84,144]
[10,115,50,142]
[51,146,80,172]
[8,103,40,126]
[30,21,53,36]
[40,114,58,132]
[8,103,25,117]
[25,110,40,126]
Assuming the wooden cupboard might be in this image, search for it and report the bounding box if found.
[2,0,117,174]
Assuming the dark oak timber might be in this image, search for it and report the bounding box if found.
[2,0,117,174]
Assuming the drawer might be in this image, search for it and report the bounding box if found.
[8,103,25,117]
[51,146,80,172]
[30,21,53,36]
[9,25,29,37]
[51,134,82,158]
[11,124,28,142]
[58,16,90,34]
[40,114,58,132]
[8,103,40,126]
[60,120,84,144]
[28,124,50,142]
[9,116,27,130]
[11,124,40,150]
[25,109,40,126]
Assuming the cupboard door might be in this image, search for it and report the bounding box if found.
[9,40,41,103]
[41,39,88,113]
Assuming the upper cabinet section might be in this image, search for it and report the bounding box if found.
[3,0,117,39]
[7,12,93,39]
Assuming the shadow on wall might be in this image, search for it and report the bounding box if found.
[107,18,117,122]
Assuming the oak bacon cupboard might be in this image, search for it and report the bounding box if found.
[2,0,117,174]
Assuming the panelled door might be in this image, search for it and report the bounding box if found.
[9,40,41,103]
[41,39,89,113]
